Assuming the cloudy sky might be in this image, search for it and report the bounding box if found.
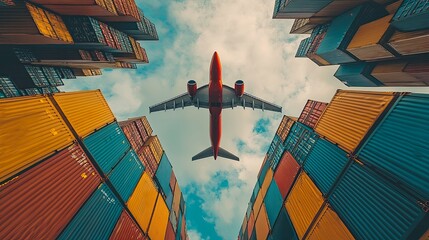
[61,1,429,239]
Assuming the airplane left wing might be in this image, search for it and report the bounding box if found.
[222,86,282,112]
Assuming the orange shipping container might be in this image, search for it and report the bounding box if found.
[148,197,169,240]
[306,205,354,240]
[253,190,263,218]
[51,90,115,138]
[255,204,270,240]
[128,172,158,232]
[387,29,429,56]
[370,61,428,86]
[276,116,296,142]
[0,95,75,182]
[172,181,181,218]
[314,90,395,153]
[285,172,325,239]
[260,168,273,199]
[347,15,395,61]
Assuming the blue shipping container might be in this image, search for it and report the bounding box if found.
[59,184,122,240]
[334,62,382,87]
[357,93,429,200]
[269,207,298,240]
[83,122,131,174]
[156,153,173,199]
[316,4,387,64]
[392,0,429,31]
[108,149,144,202]
[284,122,317,165]
[329,163,426,239]
[304,138,350,196]
[264,180,283,228]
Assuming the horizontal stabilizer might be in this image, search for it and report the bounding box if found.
[218,147,239,161]
[192,147,213,161]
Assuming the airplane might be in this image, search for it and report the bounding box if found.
[149,51,282,161]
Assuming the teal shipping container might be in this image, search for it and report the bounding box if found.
[329,163,426,239]
[108,149,144,202]
[316,4,387,64]
[264,180,283,227]
[334,62,382,87]
[269,207,298,240]
[83,122,131,174]
[284,122,318,165]
[156,153,173,200]
[59,184,123,240]
[176,211,183,240]
[392,0,429,31]
[357,93,429,200]
[273,0,332,18]
[258,160,271,187]
[267,134,285,170]
[304,138,350,196]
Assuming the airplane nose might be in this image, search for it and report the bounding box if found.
[210,51,221,80]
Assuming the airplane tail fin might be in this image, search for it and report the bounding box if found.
[192,146,239,161]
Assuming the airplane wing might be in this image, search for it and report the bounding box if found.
[222,85,282,112]
[149,85,209,113]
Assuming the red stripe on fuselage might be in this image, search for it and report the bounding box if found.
[209,52,222,159]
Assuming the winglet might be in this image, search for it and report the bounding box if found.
[192,146,239,161]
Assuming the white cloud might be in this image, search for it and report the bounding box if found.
[188,229,205,240]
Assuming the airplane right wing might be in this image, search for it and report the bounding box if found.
[222,85,282,112]
[149,85,210,113]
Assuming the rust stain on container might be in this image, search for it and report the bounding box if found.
[128,172,158,232]
[314,90,395,153]
[0,143,100,239]
[0,95,74,182]
[148,197,169,240]
[110,210,145,240]
[255,204,270,240]
[285,171,325,239]
[306,205,355,240]
[51,90,115,138]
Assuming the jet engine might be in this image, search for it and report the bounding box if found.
[187,80,197,97]
[234,80,244,97]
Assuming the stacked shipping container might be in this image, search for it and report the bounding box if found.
[238,90,429,239]
[0,0,157,98]
[0,90,189,239]
[274,0,429,87]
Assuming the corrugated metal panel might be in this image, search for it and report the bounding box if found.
[284,122,318,165]
[315,90,395,153]
[370,60,425,86]
[145,135,163,163]
[270,207,298,240]
[276,115,296,142]
[316,4,387,64]
[255,204,270,240]
[0,95,74,182]
[329,162,426,239]
[110,210,145,240]
[58,183,123,239]
[156,153,173,198]
[108,149,144,202]
[334,62,381,87]
[264,180,283,227]
[0,143,100,239]
[306,205,354,240]
[392,0,429,31]
[273,0,332,18]
[83,122,130,174]
[148,197,169,240]
[285,172,325,239]
[274,151,300,200]
[51,90,115,138]
[304,138,350,196]
[387,29,429,56]
[128,172,158,232]
[298,100,328,129]
[357,93,429,199]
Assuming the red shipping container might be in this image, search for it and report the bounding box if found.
[135,118,149,142]
[137,146,158,177]
[110,210,145,240]
[120,120,145,153]
[298,100,328,128]
[164,222,175,240]
[0,143,101,239]
[274,151,301,200]
[170,171,177,192]
[99,21,116,49]
[247,211,255,238]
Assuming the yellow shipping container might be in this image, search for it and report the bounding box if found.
[51,90,115,138]
[253,190,263,218]
[347,15,395,61]
[141,116,153,135]
[26,3,56,39]
[314,90,395,153]
[255,204,270,240]
[285,172,325,239]
[260,168,273,199]
[0,96,75,182]
[172,181,181,218]
[44,10,73,43]
[306,205,354,240]
[148,197,169,240]
[127,172,158,232]
[145,136,163,163]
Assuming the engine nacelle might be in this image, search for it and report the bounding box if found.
[234,80,244,97]
[187,80,197,97]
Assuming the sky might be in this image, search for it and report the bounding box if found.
[60,1,429,239]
